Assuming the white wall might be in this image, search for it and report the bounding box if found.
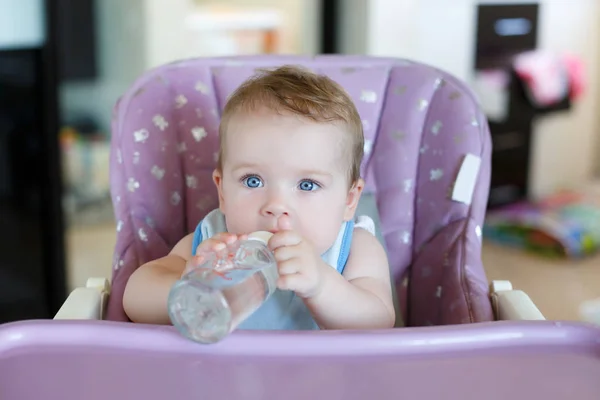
[339,0,600,199]
[144,0,196,68]
[193,0,320,56]
[530,1,599,197]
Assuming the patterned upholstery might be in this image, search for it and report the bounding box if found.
[107,55,494,326]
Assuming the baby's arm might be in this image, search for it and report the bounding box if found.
[122,233,193,325]
[123,231,244,325]
[304,228,396,330]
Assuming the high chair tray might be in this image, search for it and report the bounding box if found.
[1,320,599,400]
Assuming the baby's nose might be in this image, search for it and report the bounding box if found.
[261,193,290,217]
[261,203,289,217]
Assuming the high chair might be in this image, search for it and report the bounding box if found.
[2,55,599,400]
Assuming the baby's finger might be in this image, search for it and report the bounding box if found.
[276,273,300,291]
[183,254,205,274]
[195,237,227,255]
[212,232,239,244]
[276,273,313,294]
[277,215,293,231]
[273,245,298,263]
[268,230,302,250]
[277,258,300,275]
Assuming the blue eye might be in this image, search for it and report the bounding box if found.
[299,180,320,191]
[242,175,263,188]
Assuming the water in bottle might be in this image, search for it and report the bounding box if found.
[168,231,278,343]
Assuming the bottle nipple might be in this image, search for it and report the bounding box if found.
[246,231,274,245]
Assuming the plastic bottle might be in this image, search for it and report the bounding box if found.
[167,231,277,343]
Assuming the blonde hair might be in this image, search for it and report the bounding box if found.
[217,65,364,185]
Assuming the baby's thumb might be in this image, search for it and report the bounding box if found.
[184,255,204,275]
[277,215,293,231]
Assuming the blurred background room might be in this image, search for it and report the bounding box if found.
[1,0,599,323]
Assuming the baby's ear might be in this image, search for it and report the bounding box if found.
[212,169,225,211]
[343,178,364,221]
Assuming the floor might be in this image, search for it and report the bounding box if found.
[482,241,600,321]
[65,222,600,322]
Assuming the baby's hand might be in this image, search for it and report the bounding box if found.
[268,216,328,299]
[182,232,246,277]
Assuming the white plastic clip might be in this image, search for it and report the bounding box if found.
[451,153,481,205]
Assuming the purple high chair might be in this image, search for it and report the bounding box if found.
[1,55,599,400]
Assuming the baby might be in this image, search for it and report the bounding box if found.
[123,65,395,330]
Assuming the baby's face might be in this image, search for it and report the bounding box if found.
[213,109,363,255]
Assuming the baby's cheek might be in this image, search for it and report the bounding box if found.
[305,223,340,255]
[222,207,247,234]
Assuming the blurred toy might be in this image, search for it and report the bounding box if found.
[484,189,600,258]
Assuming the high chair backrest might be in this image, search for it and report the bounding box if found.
[107,55,494,326]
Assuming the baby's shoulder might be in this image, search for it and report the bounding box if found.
[345,214,387,265]
[353,215,376,237]
[343,221,389,279]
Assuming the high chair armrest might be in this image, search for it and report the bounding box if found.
[54,278,111,320]
[490,280,545,321]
